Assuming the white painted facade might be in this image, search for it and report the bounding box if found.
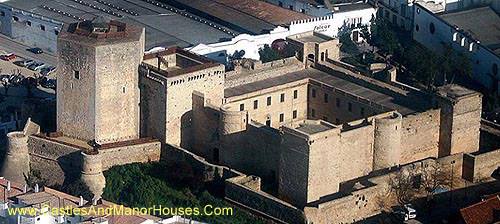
[265,0,332,16]
[185,6,377,63]
[412,4,500,94]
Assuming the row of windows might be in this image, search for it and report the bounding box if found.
[239,90,299,111]
[6,13,60,35]
[265,110,299,126]
[310,88,366,116]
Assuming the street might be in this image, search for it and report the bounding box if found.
[0,33,57,66]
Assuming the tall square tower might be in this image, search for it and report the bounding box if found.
[56,18,145,144]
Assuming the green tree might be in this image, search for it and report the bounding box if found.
[371,18,400,55]
[339,28,360,56]
[102,163,264,223]
[258,44,280,63]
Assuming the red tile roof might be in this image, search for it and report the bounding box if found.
[460,194,500,224]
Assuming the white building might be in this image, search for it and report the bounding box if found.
[264,0,332,16]
[412,3,500,95]
[187,3,377,63]
[377,0,500,31]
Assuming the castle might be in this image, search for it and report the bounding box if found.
[1,19,497,223]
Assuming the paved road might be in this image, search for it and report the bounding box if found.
[0,34,57,66]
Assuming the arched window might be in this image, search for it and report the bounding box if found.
[415,24,419,32]
[429,22,435,34]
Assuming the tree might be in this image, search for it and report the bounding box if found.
[22,77,38,98]
[389,169,417,205]
[371,18,400,55]
[420,163,452,201]
[339,26,360,56]
[258,44,281,63]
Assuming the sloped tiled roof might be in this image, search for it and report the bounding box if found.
[460,194,500,224]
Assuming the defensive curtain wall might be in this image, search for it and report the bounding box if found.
[26,130,160,187]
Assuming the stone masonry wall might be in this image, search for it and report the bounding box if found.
[463,148,500,182]
[28,135,161,187]
[225,175,306,224]
[400,109,441,164]
[165,65,225,148]
[28,135,82,186]
[98,140,161,170]
[225,57,303,88]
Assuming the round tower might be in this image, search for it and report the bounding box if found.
[373,112,402,170]
[80,151,106,201]
[1,131,30,184]
[220,106,247,136]
[219,106,247,165]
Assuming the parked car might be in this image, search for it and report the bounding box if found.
[28,47,43,54]
[0,74,10,83]
[40,66,56,76]
[0,53,16,61]
[393,204,417,221]
[8,74,24,86]
[13,59,34,67]
[28,62,44,71]
[40,77,56,89]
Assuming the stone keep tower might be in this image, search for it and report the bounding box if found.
[57,18,145,144]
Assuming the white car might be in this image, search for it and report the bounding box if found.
[393,204,417,221]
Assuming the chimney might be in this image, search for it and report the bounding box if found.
[34,184,39,193]
[79,196,84,206]
[6,181,11,192]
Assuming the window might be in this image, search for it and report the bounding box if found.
[55,30,59,35]
[289,5,293,10]
[415,24,419,32]
[26,21,31,26]
[280,93,285,102]
[429,22,435,34]
[360,107,365,116]
[336,98,340,107]
[311,109,316,117]
[311,88,316,98]
[293,90,298,99]
[293,110,297,119]
[122,86,125,93]
[336,118,340,124]
[74,70,80,79]
[278,1,283,7]
[253,100,258,109]
[267,96,272,106]
[239,104,245,111]
[493,63,498,75]
[321,52,325,61]
[348,103,352,112]
[324,93,328,103]
[279,113,284,122]
[40,25,45,31]
[12,16,18,21]
[266,119,271,126]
